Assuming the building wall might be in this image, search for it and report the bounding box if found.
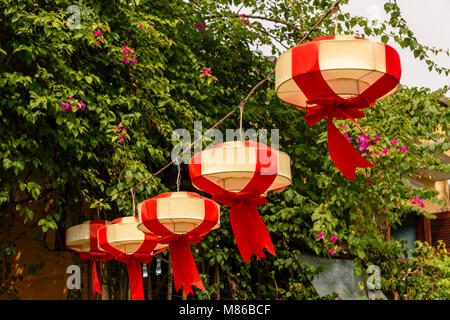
[7,220,89,300]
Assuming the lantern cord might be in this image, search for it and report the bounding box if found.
[239,102,244,141]
[131,187,136,217]
[334,7,339,35]
[297,0,342,45]
[102,1,341,204]
[176,158,181,192]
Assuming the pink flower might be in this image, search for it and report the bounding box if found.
[380,148,389,155]
[121,57,130,65]
[60,102,70,111]
[330,234,338,244]
[401,145,408,153]
[122,128,127,134]
[119,136,124,142]
[204,67,212,74]
[244,19,249,23]
[315,232,324,239]
[343,132,351,143]
[116,125,121,131]
[404,294,408,300]
[138,24,144,29]
[239,14,246,17]
[373,135,381,143]
[328,249,335,255]
[94,30,102,37]
[411,196,425,208]
[211,77,217,82]
[79,100,86,110]
[194,22,206,30]
[390,139,398,145]
[131,58,138,65]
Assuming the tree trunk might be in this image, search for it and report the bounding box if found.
[88,260,92,300]
[167,256,173,300]
[146,263,152,300]
[214,264,220,300]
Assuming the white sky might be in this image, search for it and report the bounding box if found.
[245,0,449,91]
[342,0,450,90]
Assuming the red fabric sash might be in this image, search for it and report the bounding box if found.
[159,234,205,298]
[290,37,401,180]
[115,253,154,300]
[76,220,111,298]
[298,96,375,181]
[97,223,157,300]
[189,140,279,262]
[140,194,218,298]
[79,252,111,297]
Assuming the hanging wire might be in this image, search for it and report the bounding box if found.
[101,0,342,204]
[239,102,244,141]
[297,0,343,45]
[175,158,181,192]
[333,6,339,35]
[130,187,136,216]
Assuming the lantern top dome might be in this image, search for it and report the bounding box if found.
[66,220,109,253]
[137,191,220,235]
[98,216,166,254]
[189,140,292,193]
[275,34,401,108]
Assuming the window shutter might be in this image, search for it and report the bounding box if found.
[430,211,450,248]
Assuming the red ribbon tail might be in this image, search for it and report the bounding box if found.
[169,239,204,298]
[91,260,102,297]
[327,117,374,181]
[229,202,276,263]
[126,260,145,300]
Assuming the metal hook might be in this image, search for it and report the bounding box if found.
[131,187,136,216]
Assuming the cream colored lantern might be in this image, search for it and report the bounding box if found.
[189,140,292,263]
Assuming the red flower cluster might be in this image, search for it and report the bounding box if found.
[60,96,85,112]
[121,45,138,66]
[315,232,341,256]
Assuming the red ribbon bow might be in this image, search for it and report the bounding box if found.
[211,191,274,263]
[139,193,219,298]
[79,252,111,298]
[114,253,155,300]
[189,141,280,263]
[97,224,158,300]
[159,233,205,298]
[288,36,401,180]
[298,96,375,181]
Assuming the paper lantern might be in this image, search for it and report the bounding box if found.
[97,216,166,300]
[189,140,291,262]
[275,34,401,180]
[138,192,220,298]
[66,220,112,297]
